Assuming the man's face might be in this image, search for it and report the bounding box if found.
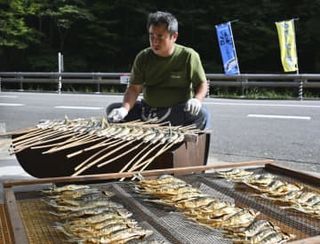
[148,24,178,57]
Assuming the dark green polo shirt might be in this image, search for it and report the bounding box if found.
[130,44,206,107]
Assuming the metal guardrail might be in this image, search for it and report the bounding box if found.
[1,72,320,99]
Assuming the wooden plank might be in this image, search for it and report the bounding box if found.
[3,159,273,187]
[4,188,28,244]
[289,236,320,244]
[266,164,320,187]
[0,204,13,244]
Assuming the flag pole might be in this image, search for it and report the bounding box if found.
[293,17,300,74]
[230,19,239,24]
[226,20,242,95]
[293,18,303,100]
[275,18,301,100]
[229,20,240,75]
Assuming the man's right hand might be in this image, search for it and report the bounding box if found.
[107,107,128,122]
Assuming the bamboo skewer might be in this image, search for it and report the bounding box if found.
[97,141,144,168]
[30,133,84,149]
[66,137,107,158]
[73,145,112,172]
[83,138,122,152]
[43,133,92,150]
[42,133,98,154]
[11,129,54,146]
[131,139,180,173]
[11,130,73,154]
[29,130,76,145]
[72,140,134,176]
[29,133,75,149]
[130,142,173,173]
[9,117,205,178]
[12,129,68,147]
[73,139,125,171]
[129,137,184,180]
[11,128,49,143]
[118,143,153,178]
[37,132,85,146]
[125,143,164,173]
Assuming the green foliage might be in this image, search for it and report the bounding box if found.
[1,0,320,72]
[211,86,308,99]
[0,1,40,49]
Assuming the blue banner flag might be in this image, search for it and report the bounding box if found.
[215,22,240,75]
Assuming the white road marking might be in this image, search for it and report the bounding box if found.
[0,95,18,98]
[203,101,320,108]
[54,105,103,110]
[0,103,24,106]
[247,114,311,120]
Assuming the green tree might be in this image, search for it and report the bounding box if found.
[37,0,94,51]
[1,0,320,73]
[0,0,40,49]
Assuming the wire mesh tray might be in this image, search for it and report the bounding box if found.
[2,160,320,244]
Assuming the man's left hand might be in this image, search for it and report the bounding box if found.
[185,98,202,115]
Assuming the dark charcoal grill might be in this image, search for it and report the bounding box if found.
[2,161,320,243]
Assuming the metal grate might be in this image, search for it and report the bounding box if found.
[158,213,232,244]
[16,185,171,244]
[18,200,67,244]
[114,182,232,243]
[181,170,320,239]
[8,168,320,243]
[115,175,318,243]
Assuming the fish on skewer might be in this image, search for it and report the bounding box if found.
[9,117,206,177]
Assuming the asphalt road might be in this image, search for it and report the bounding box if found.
[1,91,320,176]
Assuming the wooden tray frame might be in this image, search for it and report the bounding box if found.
[2,159,320,244]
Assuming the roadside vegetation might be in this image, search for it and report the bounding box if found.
[1,1,320,100]
[212,87,320,99]
[1,0,320,73]
[2,82,319,100]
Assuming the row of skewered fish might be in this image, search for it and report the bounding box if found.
[9,117,201,176]
[217,168,320,219]
[135,174,294,243]
[42,184,155,243]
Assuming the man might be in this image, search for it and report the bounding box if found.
[107,11,209,129]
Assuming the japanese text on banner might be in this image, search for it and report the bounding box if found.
[215,22,240,75]
[275,19,298,72]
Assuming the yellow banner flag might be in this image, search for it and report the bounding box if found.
[275,19,298,72]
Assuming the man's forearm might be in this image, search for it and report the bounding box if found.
[122,85,142,111]
[194,81,208,102]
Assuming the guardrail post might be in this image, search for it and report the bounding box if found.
[58,75,62,94]
[58,52,64,94]
[96,75,101,94]
[298,78,303,101]
[240,76,247,98]
[18,75,24,91]
[0,77,1,92]
[206,79,210,97]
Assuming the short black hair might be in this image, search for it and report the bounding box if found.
[147,11,178,34]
